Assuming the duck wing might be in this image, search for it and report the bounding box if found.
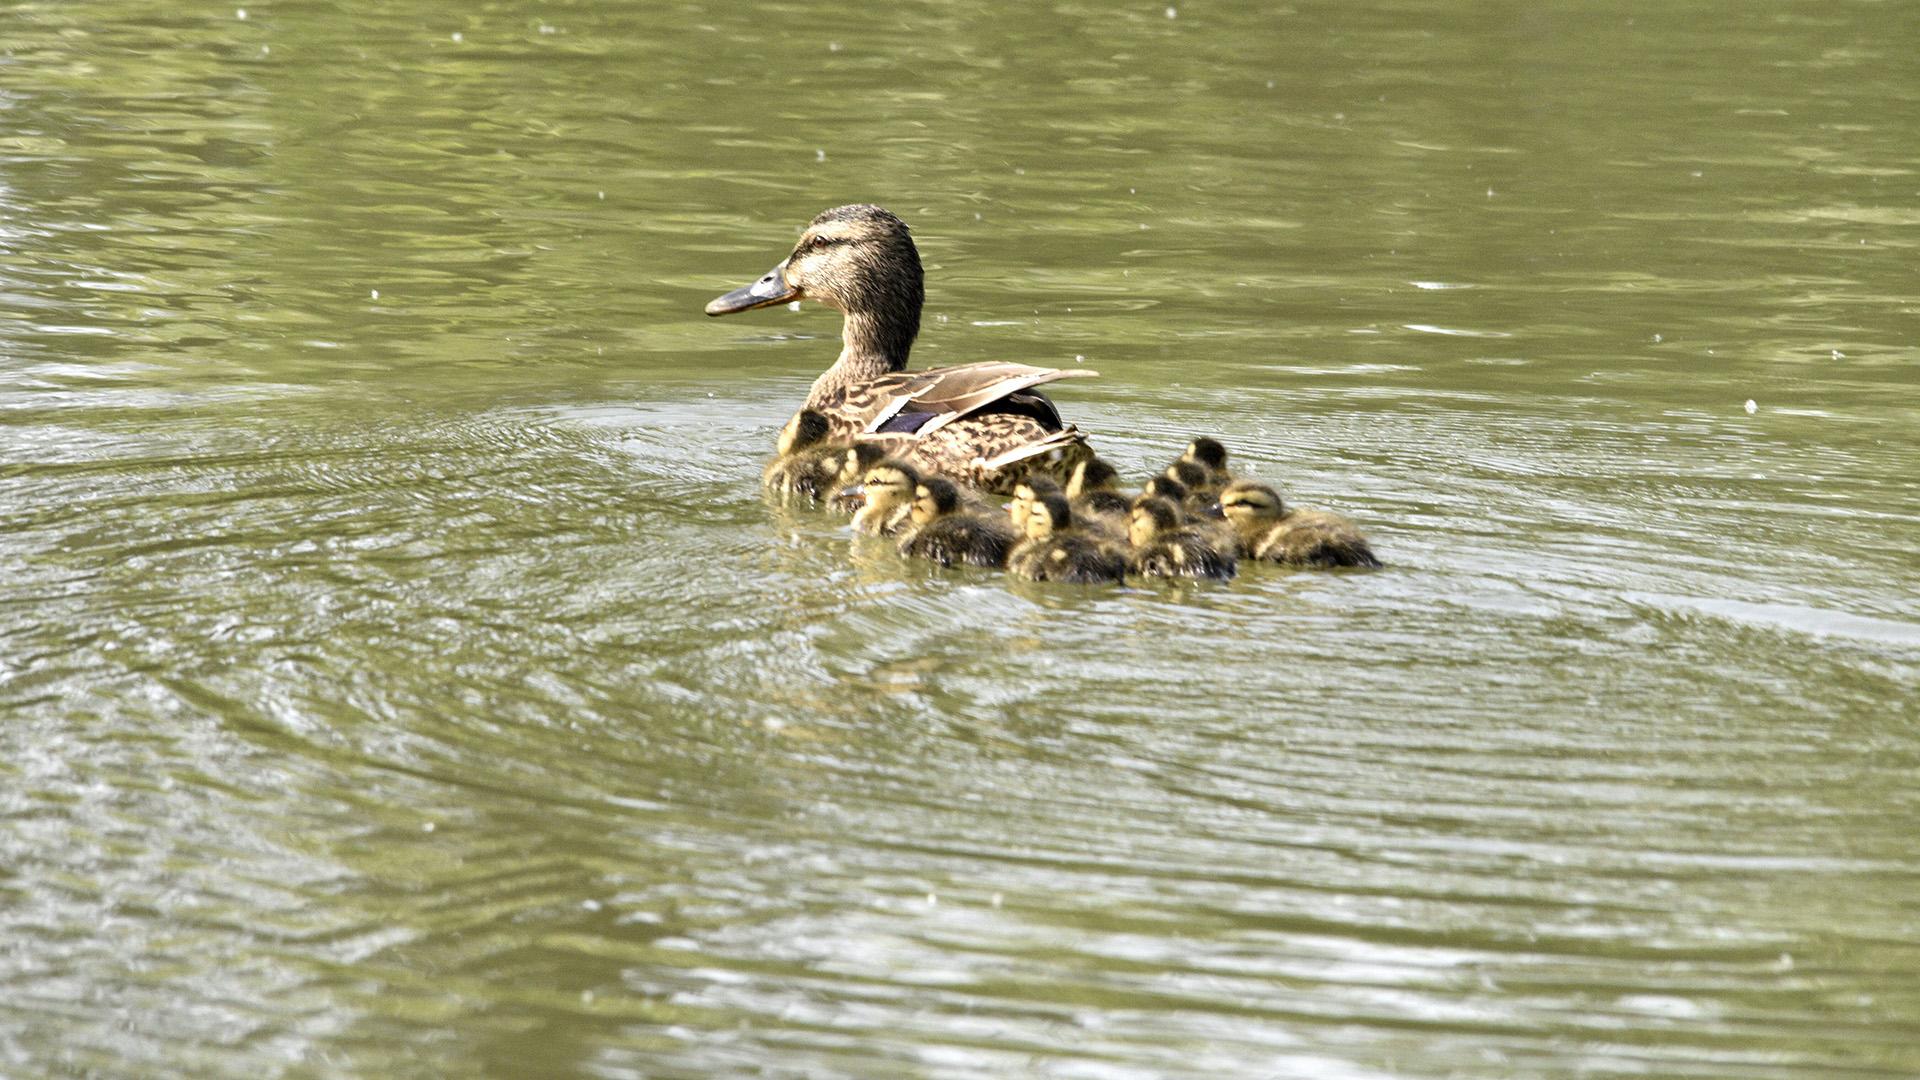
[854,362,1097,437]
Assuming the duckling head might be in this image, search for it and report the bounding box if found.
[1026,492,1073,543]
[705,205,923,366]
[1066,456,1120,499]
[837,442,891,487]
[1141,474,1189,506]
[857,459,921,518]
[1128,495,1183,549]
[1215,480,1286,539]
[777,408,833,456]
[1166,459,1210,492]
[1182,437,1229,474]
[1008,474,1063,532]
[911,476,963,527]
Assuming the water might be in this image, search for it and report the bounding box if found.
[4,2,1918,1077]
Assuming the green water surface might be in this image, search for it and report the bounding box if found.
[3,2,1917,1077]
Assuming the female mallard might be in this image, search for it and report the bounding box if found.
[707,204,1096,493]
[1211,480,1382,569]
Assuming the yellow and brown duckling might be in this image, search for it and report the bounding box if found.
[1065,456,1134,537]
[1180,436,1232,488]
[827,442,897,513]
[762,409,846,502]
[1163,459,1221,515]
[1127,495,1237,580]
[1007,473,1062,535]
[1212,480,1381,569]
[849,459,921,536]
[1009,492,1128,584]
[706,204,1097,492]
[898,476,1018,569]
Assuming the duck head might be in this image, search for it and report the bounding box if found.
[776,408,833,456]
[911,477,963,527]
[1027,492,1072,543]
[1213,480,1286,539]
[705,205,924,368]
[1008,474,1062,532]
[1128,495,1182,549]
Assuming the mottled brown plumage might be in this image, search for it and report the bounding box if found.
[708,205,1097,494]
[1215,480,1381,569]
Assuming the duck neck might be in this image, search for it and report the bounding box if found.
[807,306,918,406]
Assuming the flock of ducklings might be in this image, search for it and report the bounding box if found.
[766,409,1380,585]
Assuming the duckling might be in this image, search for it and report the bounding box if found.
[761,409,845,502]
[1008,492,1128,585]
[1141,473,1191,507]
[1127,495,1237,580]
[1141,472,1238,551]
[1007,473,1063,535]
[1163,459,1221,515]
[1212,480,1381,569]
[1180,436,1232,488]
[1065,456,1133,537]
[898,476,1018,569]
[850,459,921,536]
[826,442,895,513]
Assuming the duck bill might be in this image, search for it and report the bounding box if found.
[704,260,799,315]
[1201,502,1226,519]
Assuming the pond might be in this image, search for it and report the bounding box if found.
[2,1,1916,1076]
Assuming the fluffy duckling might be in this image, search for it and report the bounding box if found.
[826,442,894,513]
[1163,459,1221,515]
[898,476,1018,568]
[1141,473,1191,507]
[762,409,845,501]
[1127,495,1237,580]
[1180,436,1232,488]
[1007,473,1063,535]
[1212,480,1381,568]
[850,459,921,536]
[1008,492,1128,584]
[1065,456,1133,537]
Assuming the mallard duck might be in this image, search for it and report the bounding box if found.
[762,408,846,502]
[899,476,1018,568]
[1211,480,1382,568]
[1009,492,1128,584]
[1127,495,1237,580]
[707,205,1097,493]
[849,459,920,536]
